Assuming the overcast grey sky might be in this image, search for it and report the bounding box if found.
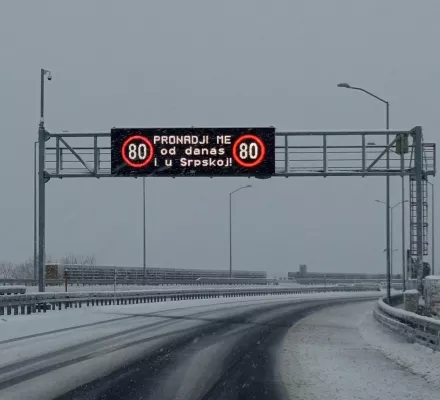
[0,0,438,277]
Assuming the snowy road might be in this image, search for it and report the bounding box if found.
[2,291,429,400]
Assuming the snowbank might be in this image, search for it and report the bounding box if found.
[360,307,440,387]
[278,300,440,400]
[425,275,440,280]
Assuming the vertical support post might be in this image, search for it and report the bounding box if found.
[114,268,117,304]
[401,176,406,290]
[55,137,60,175]
[408,175,412,283]
[38,125,46,292]
[33,141,38,282]
[142,177,146,283]
[386,102,391,302]
[93,135,98,175]
[428,181,435,275]
[229,192,232,279]
[390,209,393,280]
[38,68,46,293]
[323,134,327,174]
[361,134,366,171]
[40,69,45,125]
[414,126,424,292]
[432,183,435,275]
[400,143,406,291]
[64,269,68,292]
[284,135,288,174]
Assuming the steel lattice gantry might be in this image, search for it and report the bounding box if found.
[37,127,436,292]
[42,127,435,178]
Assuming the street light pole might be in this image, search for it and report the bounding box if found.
[229,193,232,278]
[390,208,393,278]
[37,68,52,292]
[142,177,146,283]
[338,83,392,301]
[33,141,38,282]
[139,166,169,284]
[401,177,406,291]
[427,181,435,274]
[375,199,408,288]
[229,185,252,279]
[386,102,391,298]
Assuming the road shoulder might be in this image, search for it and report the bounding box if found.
[277,300,440,400]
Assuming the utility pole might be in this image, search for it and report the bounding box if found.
[38,68,52,292]
[229,185,252,279]
[338,83,392,302]
[143,177,146,283]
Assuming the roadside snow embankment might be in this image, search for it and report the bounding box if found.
[278,300,440,400]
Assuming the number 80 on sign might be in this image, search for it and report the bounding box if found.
[121,135,155,168]
[232,134,266,168]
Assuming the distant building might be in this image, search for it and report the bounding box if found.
[288,265,401,285]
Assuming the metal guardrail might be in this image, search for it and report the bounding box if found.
[373,294,440,350]
[0,279,38,286]
[0,286,26,295]
[0,285,379,317]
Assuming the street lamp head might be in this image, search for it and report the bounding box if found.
[337,83,351,88]
[43,69,52,81]
[246,185,252,188]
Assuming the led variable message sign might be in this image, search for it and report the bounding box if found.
[111,127,275,177]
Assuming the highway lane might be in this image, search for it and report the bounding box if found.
[57,297,377,400]
[0,293,380,400]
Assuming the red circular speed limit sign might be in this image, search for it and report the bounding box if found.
[121,135,154,168]
[232,134,266,168]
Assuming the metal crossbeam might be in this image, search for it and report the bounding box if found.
[43,128,436,179]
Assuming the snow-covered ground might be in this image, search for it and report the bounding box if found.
[0,291,381,400]
[0,290,381,341]
[278,300,440,400]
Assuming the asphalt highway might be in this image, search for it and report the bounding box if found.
[50,296,376,400]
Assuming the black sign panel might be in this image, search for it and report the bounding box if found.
[111,127,275,177]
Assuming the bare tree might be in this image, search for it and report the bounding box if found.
[60,253,97,266]
[0,261,17,279]
[18,253,54,279]
[0,253,97,281]
[13,258,34,279]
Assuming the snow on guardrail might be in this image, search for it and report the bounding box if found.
[0,285,379,317]
[0,286,26,295]
[373,294,440,350]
